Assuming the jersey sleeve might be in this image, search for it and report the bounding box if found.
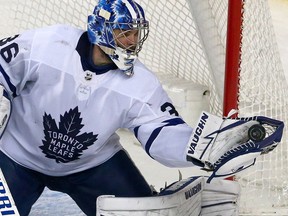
[0,31,36,99]
[126,83,194,168]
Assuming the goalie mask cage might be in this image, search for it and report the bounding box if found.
[0,0,287,215]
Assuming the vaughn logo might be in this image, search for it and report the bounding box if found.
[187,112,209,155]
[39,107,98,163]
[184,182,202,200]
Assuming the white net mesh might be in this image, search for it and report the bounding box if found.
[0,0,288,214]
[235,1,288,214]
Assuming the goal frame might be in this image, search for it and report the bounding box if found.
[224,0,243,117]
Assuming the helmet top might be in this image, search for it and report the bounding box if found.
[87,0,149,53]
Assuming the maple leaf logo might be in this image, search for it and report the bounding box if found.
[39,107,98,163]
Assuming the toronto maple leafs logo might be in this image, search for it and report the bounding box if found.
[39,107,98,163]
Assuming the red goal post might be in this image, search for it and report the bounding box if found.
[219,0,288,214]
[0,0,288,214]
[224,0,243,117]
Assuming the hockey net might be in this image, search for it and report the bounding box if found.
[0,0,288,214]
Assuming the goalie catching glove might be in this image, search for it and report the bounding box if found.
[186,111,284,182]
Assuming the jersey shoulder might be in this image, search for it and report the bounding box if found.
[28,24,84,66]
[1,24,84,69]
[108,60,165,103]
[34,24,83,47]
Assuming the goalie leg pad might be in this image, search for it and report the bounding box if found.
[201,177,240,216]
[96,175,242,216]
[96,176,203,216]
[0,169,20,215]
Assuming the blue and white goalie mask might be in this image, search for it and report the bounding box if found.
[87,0,149,75]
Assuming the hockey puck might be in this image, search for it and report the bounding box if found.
[248,124,266,141]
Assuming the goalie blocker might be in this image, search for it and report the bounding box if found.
[186,111,284,182]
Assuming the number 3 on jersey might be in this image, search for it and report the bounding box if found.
[161,102,179,116]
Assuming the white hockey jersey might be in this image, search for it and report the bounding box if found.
[0,24,194,176]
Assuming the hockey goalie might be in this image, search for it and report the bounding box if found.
[0,0,284,214]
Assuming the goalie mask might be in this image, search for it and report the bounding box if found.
[87,0,149,75]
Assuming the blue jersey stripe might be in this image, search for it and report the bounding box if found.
[134,118,185,157]
[0,64,17,98]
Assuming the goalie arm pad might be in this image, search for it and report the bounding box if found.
[0,85,11,137]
